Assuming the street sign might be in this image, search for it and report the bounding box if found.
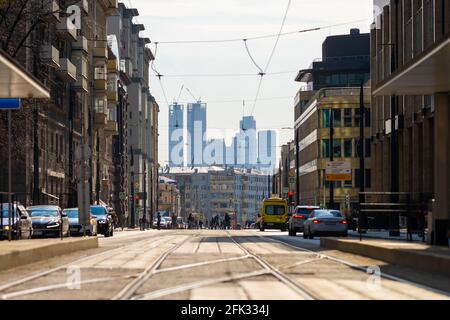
[289,177,296,184]
[0,98,21,109]
[119,192,126,200]
[326,161,352,181]
[283,187,289,194]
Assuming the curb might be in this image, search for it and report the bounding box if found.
[320,238,450,277]
[0,237,99,272]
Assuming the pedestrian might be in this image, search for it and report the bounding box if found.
[172,214,177,229]
[199,220,203,229]
[224,213,231,230]
[157,212,161,230]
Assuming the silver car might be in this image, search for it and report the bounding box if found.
[288,206,320,236]
[303,209,348,239]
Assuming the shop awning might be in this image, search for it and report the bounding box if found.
[373,37,450,96]
[0,49,50,99]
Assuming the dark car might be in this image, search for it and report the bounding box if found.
[1,203,33,240]
[27,205,70,238]
[90,205,114,237]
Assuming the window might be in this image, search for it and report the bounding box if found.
[322,109,330,128]
[321,139,330,158]
[333,139,342,158]
[344,109,352,127]
[343,178,353,188]
[333,109,341,128]
[344,139,352,158]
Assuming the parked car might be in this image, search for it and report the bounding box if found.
[27,205,69,238]
[160,217,172,229]
[90,205,114,237]
[1,203,33,240]
[64,208,98,236]
[288,206,320,236]
[303,209,348,239]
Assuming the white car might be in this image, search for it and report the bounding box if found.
[303,209,348,239]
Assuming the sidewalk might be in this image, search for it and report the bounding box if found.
[320,236,450,277]
[0,237,98,271]
[348,230,425,242]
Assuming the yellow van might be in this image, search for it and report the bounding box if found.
[259,197,288,232]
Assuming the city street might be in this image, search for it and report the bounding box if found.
[0,230,448,300]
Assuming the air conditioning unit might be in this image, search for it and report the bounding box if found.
[40,45,60,69]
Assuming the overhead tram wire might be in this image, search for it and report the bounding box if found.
[151,42,171,107]
[149,70,298,78]
[153,18,368,45]
[249,0,292,117]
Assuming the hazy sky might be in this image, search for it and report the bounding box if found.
[130,0,373,165]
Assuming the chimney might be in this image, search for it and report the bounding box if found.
[350,28,360,35]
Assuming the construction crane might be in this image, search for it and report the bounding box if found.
[186,87,201,103]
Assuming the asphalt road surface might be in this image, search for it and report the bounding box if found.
[0,229,449,300]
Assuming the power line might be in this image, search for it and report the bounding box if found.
[250,0,292,117]
[150,70,298,78]
[154,19,368,44]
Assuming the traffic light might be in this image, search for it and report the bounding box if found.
[288,191,294,205]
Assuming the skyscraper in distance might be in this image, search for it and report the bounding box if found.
[187,102,207,166]
[169,103,184,167]
[258,130,277,172]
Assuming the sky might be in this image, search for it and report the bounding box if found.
[130,0,374,166]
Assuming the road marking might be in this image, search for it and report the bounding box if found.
[154,255,251,274]
[133,270,271,300]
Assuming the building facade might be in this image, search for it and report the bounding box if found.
[293,29,372,209]
[371,0,450,244]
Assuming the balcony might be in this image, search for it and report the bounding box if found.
[105,120,118,136]
[74,76,88,93]
[72,36,88,53]
[94,96,108,128]
[95,112,107,128]
[56,18,77,42]
[93,45,108,60]
[107,74,118,103]
[72,54,88,92]
[94,65,107,91]
[42,0,60,23]
[56,58,77,83]
[107,59,118,73]
[40,45,60,69]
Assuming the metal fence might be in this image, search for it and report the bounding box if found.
[354,192,430,242]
